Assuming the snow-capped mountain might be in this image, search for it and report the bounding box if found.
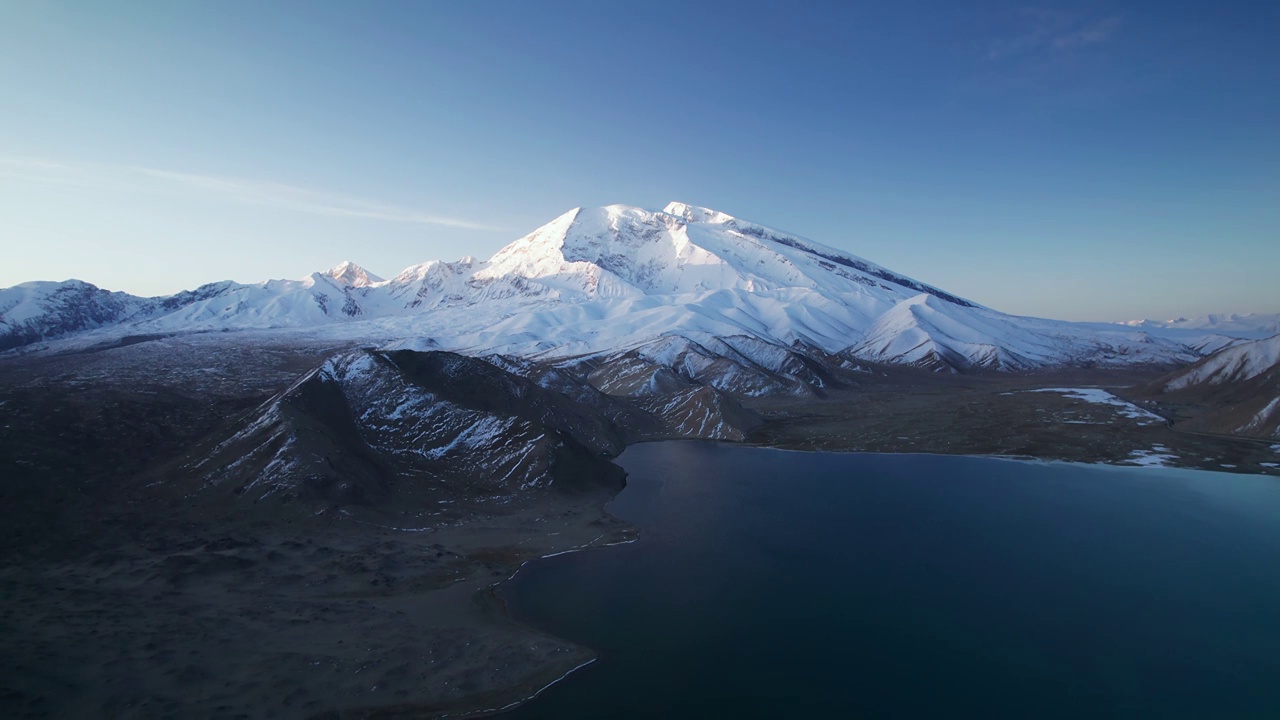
[1149,334,1280,439]
[845,294,1193,372]
[1,202,1242,376]
[1164,334,1280,392]
[0,280,154,351]
[1119,313,1280,338]
[0,261,390,346]
[323,260,383,288]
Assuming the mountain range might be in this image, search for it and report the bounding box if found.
[3,202,1275,379]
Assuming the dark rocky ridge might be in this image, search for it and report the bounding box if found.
[187,348,763,523]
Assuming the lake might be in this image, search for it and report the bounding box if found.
[500,442,1280,718]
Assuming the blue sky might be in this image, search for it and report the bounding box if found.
[1,0,1276,321]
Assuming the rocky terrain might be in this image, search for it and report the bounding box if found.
[4,322,1279,718]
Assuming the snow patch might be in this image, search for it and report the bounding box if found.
[1239,397,1280,434]
[1126,447,1178,467]
[1031,387,1164,424]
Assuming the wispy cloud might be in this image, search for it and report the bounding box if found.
[1052,16,1123,50]
[0,155,500,231]
[986,9,1123,62]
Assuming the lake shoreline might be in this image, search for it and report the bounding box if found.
[484,436,1280,716]
[491,441,1280,718]
[5,362,1278,719]
[6,433,1276,718]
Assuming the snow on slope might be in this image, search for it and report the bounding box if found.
[1185,334,1252,356]
[1152,334,1280,439]
[0,261,391,348]
[366,202,1200,370]
[0,280,154,351]
[194,349,630,505]
[1241,397,1280,436]
[1165,335,1280,390]
[848,293,1194,370]
[152,270,377,328]
[194,347,758,507]
[0,203,1232,375]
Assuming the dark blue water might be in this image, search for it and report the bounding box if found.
[501,442,1280,719]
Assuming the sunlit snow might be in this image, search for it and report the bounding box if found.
[0,203,1246,371]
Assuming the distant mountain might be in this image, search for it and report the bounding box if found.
[1145,334,1280,439]
[0,260,386,350]
[1118,313,1280,336]
[2,203,1237,379]
[0,280,153,351]
[322,260,383,288]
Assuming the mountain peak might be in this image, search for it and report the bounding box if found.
[323,261,383,288]
[663,202,735,224]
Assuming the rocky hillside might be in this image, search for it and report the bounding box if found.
[185,349,760,518]
[1141,335,1280,439]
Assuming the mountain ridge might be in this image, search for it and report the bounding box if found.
[1,202,1262,375]
[1140,334,1280,439]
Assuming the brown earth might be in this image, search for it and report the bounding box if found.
[748,367,1280,476]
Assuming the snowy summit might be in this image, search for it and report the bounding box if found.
[0,202,1266,373]
[322,261,384,288]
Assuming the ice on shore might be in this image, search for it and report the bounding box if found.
[1127,445,1178,467]
[1032,387,1164,425]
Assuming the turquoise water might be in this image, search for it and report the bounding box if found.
[501,443,1280,718]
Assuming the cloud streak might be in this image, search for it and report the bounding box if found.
[1052,16,1123,50]
[0,155,501,231]
[986,10,1123,62]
